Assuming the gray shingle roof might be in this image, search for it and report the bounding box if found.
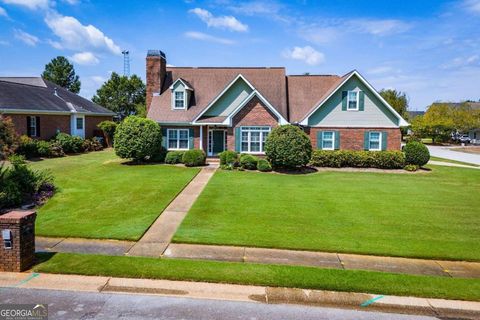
[0,77,115,115]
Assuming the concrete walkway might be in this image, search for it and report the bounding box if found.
[427,145,480,165]
[36,237,134,256]
[163,243,480,278]
[127,166,217,257]
[1,272,479,319]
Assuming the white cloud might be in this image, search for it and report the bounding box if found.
[299,27,339,44]
[349,19,411,36]
[14,29,39,46]
[442,55,479,69]
[1,0,49,10]
[184,31,235,45]
[464,0,480,14]
[283,46,325,65]
[0,6,8,17]
[45,11,121,55]
[189,8,248,32]
[69,51,99,65]
[90,75,106,84]
[63,0,79,4]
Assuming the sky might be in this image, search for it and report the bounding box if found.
[0,0,479,110]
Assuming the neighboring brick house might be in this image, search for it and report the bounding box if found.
[146,50,408,156]
[0,77,115,140]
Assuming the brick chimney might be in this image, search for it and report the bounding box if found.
[146,50,166,113]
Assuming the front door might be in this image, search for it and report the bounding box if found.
[212,130,225,155]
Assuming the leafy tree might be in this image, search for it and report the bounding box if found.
[92,73,146,118]
[411,103,454,143]
[379,89,409,120]
[97,120,117,147]
[452,102,480,133]
[42,56,81,93]
[0,115,18,159]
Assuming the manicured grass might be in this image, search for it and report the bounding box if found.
[34,252,480,301]
[30,150,199,240]
[430,156,479,167]
[174,166,480,261]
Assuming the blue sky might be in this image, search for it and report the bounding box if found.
[0,0,479,110]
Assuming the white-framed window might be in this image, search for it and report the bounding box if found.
[76,117,84,130]
[28,116,38,137]
[347,91,359,110]
[369,132,381,151]
[322,131,334,150]
[174,91,185,109]
[167,129,189,150]
[240,126,270,154]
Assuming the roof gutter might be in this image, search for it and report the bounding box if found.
[0,108,115,116]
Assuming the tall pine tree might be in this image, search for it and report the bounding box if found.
[42,56,81,93]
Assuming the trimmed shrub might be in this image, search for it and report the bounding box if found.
[182,149,206,167]
[257,159,272,172]
[219,150,238,166]
[55,133,84,153]
[240,154,258,170]
[0,115,18,159]
[82,138,104,152]
[16,135,39,158]
[165,151,185,164]
[48,142,65,158]
[36,140,52,157]
[310,150,405,169]
[404,141,430,167]
[114,116,163,162]
[404,164,419,172]
[98,120,117,147]
[265,125,312,169]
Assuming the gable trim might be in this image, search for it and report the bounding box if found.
[169,78,193,91]
[192,74,256,123]
[299,70,409,127]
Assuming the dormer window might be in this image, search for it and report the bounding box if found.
[174,91,185,109]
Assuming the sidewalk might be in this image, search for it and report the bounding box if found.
[1,272,479,319]
[127,165,217,257]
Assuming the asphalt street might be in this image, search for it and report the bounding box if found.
[0,287,440,320]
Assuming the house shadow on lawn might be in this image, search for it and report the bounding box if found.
[34,252,57,267]
[272,166,318,175]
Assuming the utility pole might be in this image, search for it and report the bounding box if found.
[122,50,130,77]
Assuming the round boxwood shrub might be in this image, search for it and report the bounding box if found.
[240,154,258,170]
[182,149,206,167]
[114,116,163,162]
[219,150,238,166]
[257,159,272,172]
[403,141,430,167]
[265,125,312,169]
[165,151,185,164]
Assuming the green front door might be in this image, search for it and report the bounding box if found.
[212,130,225,155]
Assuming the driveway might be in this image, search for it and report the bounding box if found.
[427,145,480,165]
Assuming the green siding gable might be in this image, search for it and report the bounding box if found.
[308,75,399,127]
[204,78,253,117]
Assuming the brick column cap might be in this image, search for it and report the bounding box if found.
[0,210,36,223]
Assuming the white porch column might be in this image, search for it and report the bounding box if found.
[199,125,203,151]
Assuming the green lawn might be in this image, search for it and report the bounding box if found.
[31,150,199,240]
[430,156,479,167]
[34,253,480,301]
[174,166,480,261]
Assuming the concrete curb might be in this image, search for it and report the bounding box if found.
[1,272,479,319]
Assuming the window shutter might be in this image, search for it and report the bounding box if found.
[161,128,167,149]
[26,116,31,137]
[36,116,41,137]
[189,128,194,149]
[334,131,340,150]
[235,127,241,152]
[316,131,323,149]
[359,91,365,111]
[381,131,388,150]
[364,131,370,150]
[341,91,347,111]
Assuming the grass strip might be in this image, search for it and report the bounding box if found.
[430,156,479,167]
[34,253,480,301]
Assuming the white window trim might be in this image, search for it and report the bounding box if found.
[347,90,359,111]
[167,128,190,150]
[29,116,37,137]
[208,129,227,156]
[369,131,382,151]
[322,131,334,150]
[240,126,271,154]
[173,91,186,110]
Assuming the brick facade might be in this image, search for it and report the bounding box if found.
[226,96,279,151]
[0,210,36,272]
[6,114,112,140]
[307,127,402,151]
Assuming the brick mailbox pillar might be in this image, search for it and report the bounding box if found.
[0,210,36,272]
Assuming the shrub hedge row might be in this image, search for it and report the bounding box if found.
[310,150,405,169]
